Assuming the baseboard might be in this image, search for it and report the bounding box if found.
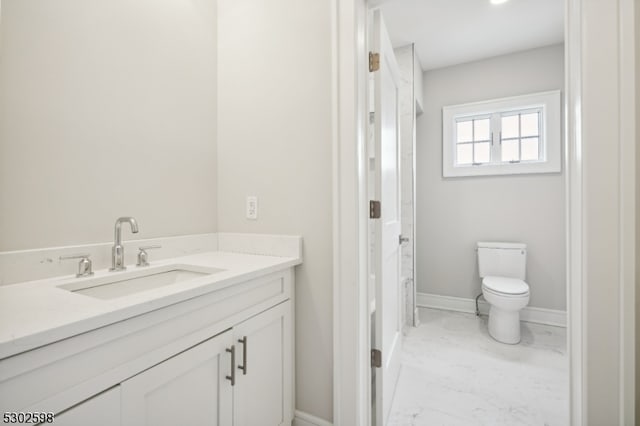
[416,292,566,327]
[293,410,333,426]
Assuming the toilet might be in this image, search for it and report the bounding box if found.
[477,242,530,344]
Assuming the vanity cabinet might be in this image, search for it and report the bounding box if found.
[1,268,295,426]
[119,301,292,426]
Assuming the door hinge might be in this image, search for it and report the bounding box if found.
[369,52,380,72]
[369,200,381,219]
[371,349,382,368]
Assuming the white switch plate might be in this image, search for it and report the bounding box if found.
[246,196,258,220]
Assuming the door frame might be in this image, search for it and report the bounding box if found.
[331,0,636,425]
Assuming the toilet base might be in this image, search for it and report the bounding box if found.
[488,306,522,344]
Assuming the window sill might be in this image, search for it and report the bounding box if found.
[443,160,561,178]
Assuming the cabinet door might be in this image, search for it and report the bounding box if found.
[121,330,234,426]
[233,301,293,426]
[54,386,121,426]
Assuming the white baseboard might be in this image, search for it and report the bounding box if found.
[416,292,566,327]
[293,410,333,426]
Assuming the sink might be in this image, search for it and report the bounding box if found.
[58,264,225,300]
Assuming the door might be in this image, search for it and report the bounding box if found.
[121,330,234,426]
[233,301,293,426]
[55,386,121,426]
[371,9,402,426]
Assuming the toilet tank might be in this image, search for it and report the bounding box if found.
[477,242,527,280]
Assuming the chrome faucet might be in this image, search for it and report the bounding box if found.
[110,217,139,271]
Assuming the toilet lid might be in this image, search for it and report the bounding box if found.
[482,276,529,295]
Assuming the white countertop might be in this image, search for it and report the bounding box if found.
[0,251,301,360]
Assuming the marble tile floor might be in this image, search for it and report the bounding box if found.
[388,307,568,426]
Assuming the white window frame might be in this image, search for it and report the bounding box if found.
[442,90,562,177]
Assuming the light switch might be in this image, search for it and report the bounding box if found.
[246,196,258,220]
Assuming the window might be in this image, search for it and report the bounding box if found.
[500,110,541,162]
[443,91,561,177]
[455,116,491,165]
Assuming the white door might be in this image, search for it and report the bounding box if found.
[55,387,121,426]
[121,330,234,426]
[233,302,293,426]
[372,9,402,426]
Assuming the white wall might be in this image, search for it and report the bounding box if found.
[0,0,218,251]
[416,44,566,310]
[216,0,334,422]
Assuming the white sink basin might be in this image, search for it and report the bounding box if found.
[58,264,224,300]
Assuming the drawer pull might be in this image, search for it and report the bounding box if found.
[226,345,236,386]
[238,337,248,375]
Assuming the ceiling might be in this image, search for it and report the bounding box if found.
[370,0,564,71]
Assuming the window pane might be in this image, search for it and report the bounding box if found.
[521,112,539,137]
[456,144,473,165]
[474,119,490,141]
[474,142,490,163]
[502,139,519,162]
[457,120,473,142]
[501,115,519,139]
[521,137,539,161]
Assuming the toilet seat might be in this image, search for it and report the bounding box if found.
[482,276,529,296]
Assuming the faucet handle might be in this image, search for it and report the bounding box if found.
[60,254,94,278]
[137,245,161,267]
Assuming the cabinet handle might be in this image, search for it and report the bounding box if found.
[226,345,236,386]
[238,336,248,375]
